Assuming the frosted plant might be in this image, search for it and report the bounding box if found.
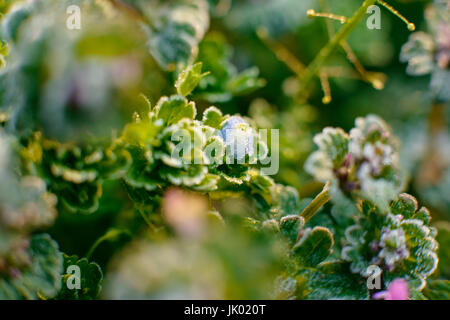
[377,227,410,271]
[305,114,401,211]
[341,194,438,291]
[0,134,62,300]
[400,0,450,101]
[0,0,446,302]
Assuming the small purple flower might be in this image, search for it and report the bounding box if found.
[373,278,409,300]
[378,227,409,270]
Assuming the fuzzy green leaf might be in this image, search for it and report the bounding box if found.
[303,262,369,300]
[293,226,334,267]
[56,254,103,300]
[145,0,209,70]
[175,62,209,96]
[0,234,63,300]
[280,215,304,243]
[423,280,450,300]
[226,67,266,96]
[154,95,197,125]
[2,4,31,41]
[202,106,224,129]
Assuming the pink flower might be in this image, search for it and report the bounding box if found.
[373,279,409,300]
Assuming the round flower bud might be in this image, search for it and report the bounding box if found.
[220,116,255,161]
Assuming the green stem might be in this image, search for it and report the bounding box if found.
[297,0,377,99]
[86,229,129,260]
[300,182,330,222]
[137,207,159,233]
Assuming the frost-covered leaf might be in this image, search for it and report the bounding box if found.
[400,1,450,101]
[20,136,131,214]
[249,169,274,194]
[175,62,209,96]
[190,173,220,192]
[400,32,435,76]
[252,184,300,224]
[143,0,210,70]
[305,115,402,211]
[121,121,163,148]
[1,2,31,41]
[341,194,438,291]
[293,227,334,267]
[302,262,369,300]
[56,254,103,300]
[154,95,196,125]
[195,32,265,102]
[306,128,349,174]
[121,93,271,201]
[224,0,315,36]
[0,234,63,300]
[1,135,61,301]
[280,215,304,243]
[202,106,223,129]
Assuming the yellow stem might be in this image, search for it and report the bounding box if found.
[377,0,415,31]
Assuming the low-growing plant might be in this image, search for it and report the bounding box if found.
[0,0,448,300]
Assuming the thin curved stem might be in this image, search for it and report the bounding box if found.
[137,207,158,232]
[86,229,130,260]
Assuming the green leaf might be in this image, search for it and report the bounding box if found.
[202,106,224,129]
[293,226,334,267]
[154,95,197,125]
[249,170,274,194]
[175,62,209,96]
[391,193,419,220]
[144,0,209,70]
[303,262,369,300]
[56,181,102,214]
[2,4,31,41]
[304,130,348,184]
[262,184,300,220]
[56,254,103,300]
[121,122,163,147]
[190,173,220,191]
[165,165,208,187]
[276,185,300,217]
[224,0,314,36]
[315,128,350,168]
[280,215,304,243]
[435,222,450,278]
[227,67,266,96]
[0,234,63,300]
[124,165,159,192]
[195,32,266,102]
[422,280,450,300]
